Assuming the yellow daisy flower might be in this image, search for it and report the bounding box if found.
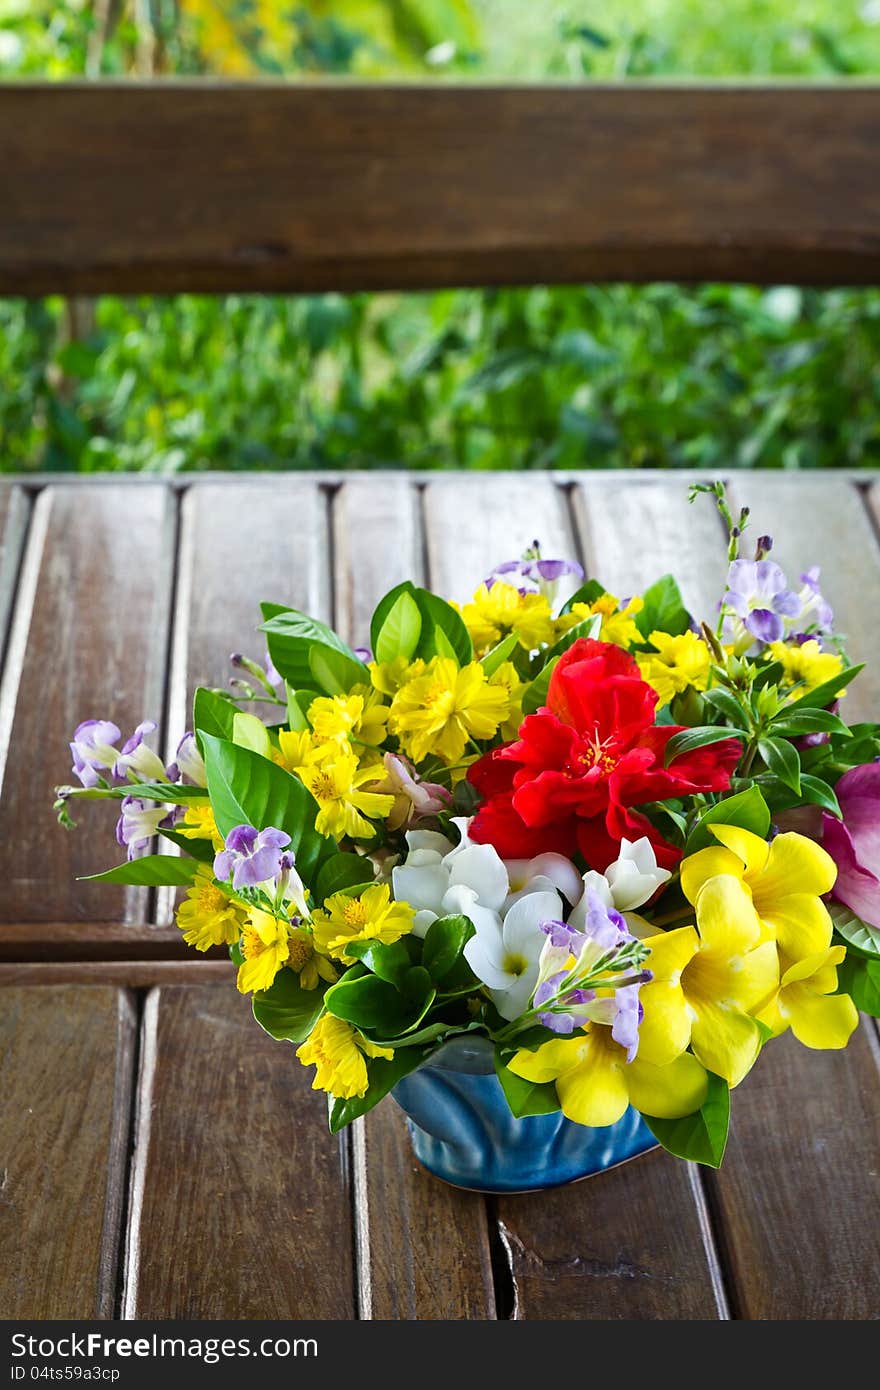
[175,866,245,951]
[557,592,644,649]
[307,686,389,757]
[297,1014,394,1099]
[489,660,526,742]
[298,750,395,840]
[273,728,331,775]
[637,629,712,707]
[285,925,338,991]
[370,656,425,698]
[236,907,291,995]
[457,582,556,656]
[310,882,415,963]
[176,802,225,851]
[767,639,844,697]
[389,657,509,764]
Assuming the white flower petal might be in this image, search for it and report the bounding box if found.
[411,909,439,940]
[491,964,541,1021]
[392,863,450,914]
[568,872,613,928]
[406,830,454,857]
[505,852,584,905]
[501,890,562,955]
[441,883,504,939]
[463,934,511,990]
[447,843,509,910]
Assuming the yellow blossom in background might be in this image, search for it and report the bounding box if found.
[638,630,712,707]
[307,687,389,750]
[510,1023,708,1128]
[237,908,291,994]
[297,1014,393,1100]
[557,592,644,649]
[768,639,844,696]
[176,866,245,951]
[298,750,395,839]
[311,883,415,962]
[756,945,858,1050]
[177,802,224,851]
[273,728,331,775]
[457,582,556,655]
[285,925,338,992]
[370,656,425,698]
[390,657,509,763]
[489,660,526,741]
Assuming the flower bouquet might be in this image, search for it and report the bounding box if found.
[56,482,878,1192]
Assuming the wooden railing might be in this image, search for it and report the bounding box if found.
[2,82,880,294]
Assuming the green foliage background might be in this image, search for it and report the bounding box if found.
[2,1,880,473]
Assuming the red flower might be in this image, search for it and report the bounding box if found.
[469,638,741,870]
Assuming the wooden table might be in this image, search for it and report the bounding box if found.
[1,470,878,1321]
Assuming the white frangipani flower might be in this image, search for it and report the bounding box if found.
[570,837,671,924]
[463,889,564,1021]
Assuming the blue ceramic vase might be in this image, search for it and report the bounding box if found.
[392,1036,657,1193]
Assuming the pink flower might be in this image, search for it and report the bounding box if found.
[376,753,451,830]
[822,762,880,927]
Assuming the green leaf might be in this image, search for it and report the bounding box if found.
[314,852,374,904]
[252,972,327,1044]
[837,953,880,1016]
[758,736,801,794]
[192,687,237,752]
[414,588,473,667]
[830,902,880,960]
[643,1071,730,1167]
[260,604,361,688]
[81,855,202,887]
[702,687,750,729]
[772,708,851,738]
[345,939,413,988]
[324,968,436,1039]
[329,1047,430,1132]
[494,1054,561,1118]
[232,710,272,758]
[798,773,841,817]
[783,663,864,714]
[522,656,559,715]
[635,574,691,640]
[285,681,309,731]
[308,643,370,696]
[480,631,519,677]
[158,828,216,862]
[374,588,423,664]
[116,782,209,805]
[685,787,771,854]
[422,913,476,984]
[664,725,742,766]
[370,581,419,657]
[201,733,331,881]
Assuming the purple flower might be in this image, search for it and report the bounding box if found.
[723,558,801,644]
[167,731,206,787]
[611,985,643,1063]
[821,763,880,928]
[214,824,292,890]
[116,795,172,860]
[792,566,834,637]
[530,893,648,1037]
[70,719,121,788]
[485,544,584,599]
[354,646,374,664]
[113,721,168,783]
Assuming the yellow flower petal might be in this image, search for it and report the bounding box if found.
[709,824,771,877]
[626,1051,709,1119]
[636,981,693,1066]
[509,1036,586,1085]
[783,986,859,1051]
[763,896,833,961]
[695,875,763,958]
[689,998,764,1088]
[751,831,837,902]
[644,925,700,977]
[555,1029,630,1127]
[681,845,744,905]
[729,940,780,1014]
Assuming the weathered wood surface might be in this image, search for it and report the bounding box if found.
[4,85,880,295]
[0,985,136,1318]
[0,472,878,1321]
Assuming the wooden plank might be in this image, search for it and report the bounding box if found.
[0,921,201,960]
[122,985,355,1318]
[0,484,175,925]
[729,476,880,721]
[706,1029,880,1319]
[571,477,728,624]
[498,1150,726,1319]
[0,961,235,987]
[0,985,135,1317]
[422,475,576,604]
[0,485,30,666]
[333,476,497,1319]
[4,84,880,294]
